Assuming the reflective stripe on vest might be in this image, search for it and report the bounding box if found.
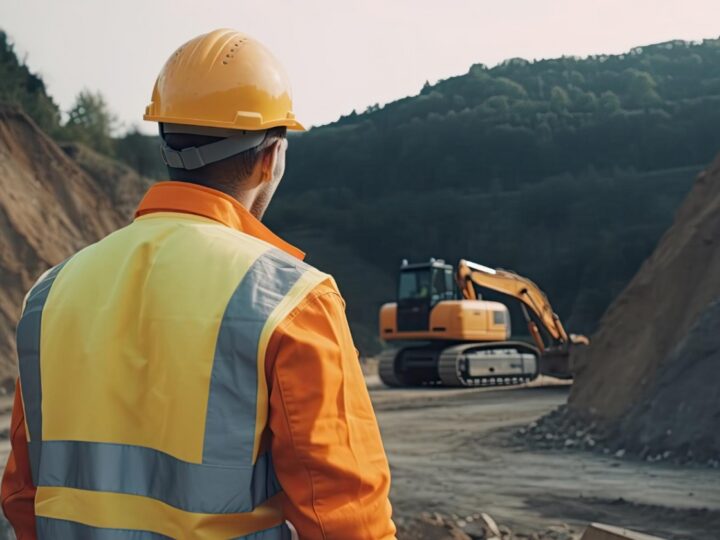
[16,213,327,539]
[36,518,292,539]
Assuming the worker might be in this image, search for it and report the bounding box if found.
[1,29,396,539]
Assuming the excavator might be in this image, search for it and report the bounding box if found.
[378,258,589,387]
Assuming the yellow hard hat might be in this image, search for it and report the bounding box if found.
[144,29,304,132]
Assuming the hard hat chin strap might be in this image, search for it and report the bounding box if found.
[159,124,268,170]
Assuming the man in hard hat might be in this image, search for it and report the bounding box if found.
[2,29,396,539]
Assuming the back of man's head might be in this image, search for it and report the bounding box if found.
[163,126,287,193]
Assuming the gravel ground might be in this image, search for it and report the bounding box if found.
[370,379,720,540]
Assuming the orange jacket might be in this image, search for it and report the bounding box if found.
[2,181,396,539]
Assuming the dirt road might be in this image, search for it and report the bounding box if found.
[0,383,716,539]
[369,378,720,539]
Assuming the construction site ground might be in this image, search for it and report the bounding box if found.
[0,382,717,539]
[367,375,720,540]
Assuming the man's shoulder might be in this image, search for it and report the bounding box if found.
[250,246,324,277]
[188,222,319,276]
[248,246,337,298]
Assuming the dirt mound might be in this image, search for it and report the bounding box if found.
[0,106,150,387]
[553,151,720,461]
[569,156,720,420]
[614,298,720,460]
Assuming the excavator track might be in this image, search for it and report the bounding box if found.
[378,341,540,388]
[438,341,539,387]
[378,346,443,387]
[377,348,405,387]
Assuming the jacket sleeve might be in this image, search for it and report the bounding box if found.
[1,380,37,539]
[265,281,396,540]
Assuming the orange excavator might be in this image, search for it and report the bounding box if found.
[378,259,589,387]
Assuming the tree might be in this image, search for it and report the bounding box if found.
[62,90,118,155]
[599,91,621,114]
[0,31,62,134]
[115,127,165,178]
[625,69,661,108]
[491,77,528,99]
[550,86,570,113]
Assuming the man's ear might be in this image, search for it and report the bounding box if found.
[259,141,281,183]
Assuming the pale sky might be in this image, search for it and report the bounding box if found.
[2,0,719,134]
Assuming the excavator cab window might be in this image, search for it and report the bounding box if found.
[431,267,455,304]
[398,265,453,305]
[397,262,454,332]
[444,268,455,300]
[398,269,432,301]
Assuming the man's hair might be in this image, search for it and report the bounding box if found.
[163,126,287,191]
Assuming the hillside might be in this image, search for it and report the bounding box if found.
[274,166,698,352]
[265,39,720,351]
[3,31,719,354]
[282,39,720,195]
[0,106,149,386]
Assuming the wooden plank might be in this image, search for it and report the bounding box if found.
[581,523,667,540]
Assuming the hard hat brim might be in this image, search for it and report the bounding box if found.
[143,111,305,132]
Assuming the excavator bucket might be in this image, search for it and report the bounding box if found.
[538,346,574,380]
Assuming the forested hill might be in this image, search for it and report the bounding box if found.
[3,31,719,353]
[266,39,720,350]
[280,39,720,195]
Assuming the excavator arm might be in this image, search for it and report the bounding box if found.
[456,259,589,353]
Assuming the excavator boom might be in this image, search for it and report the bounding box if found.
[456,259,588,351]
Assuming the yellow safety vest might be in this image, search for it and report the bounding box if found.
[17,212,327,539]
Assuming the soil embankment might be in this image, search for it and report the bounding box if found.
[0,106,149,386]
[542,153,720,461]
[569,156,720,420]
[614,299,720,460]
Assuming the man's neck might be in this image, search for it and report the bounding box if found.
[171,178,266,220]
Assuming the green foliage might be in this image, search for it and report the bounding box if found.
[288,39,720,198]
[60,90,118,156]
[2,28,718,353]
[266,39,720,351]
[0,30,156,165]
[270,166,698,351]
[624,68,661,107]
[599,91,621,114]
[114,128,166,178]
[0,31,62,134]
[550,86,570,112]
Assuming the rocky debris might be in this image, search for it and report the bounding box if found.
[396,512,581,540]
[614,299,720,462]
[520,297,720,466]
[516,399,720,467]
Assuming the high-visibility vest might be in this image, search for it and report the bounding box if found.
[16,212,327,539]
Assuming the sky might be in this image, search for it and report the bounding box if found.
[2,0,719,134]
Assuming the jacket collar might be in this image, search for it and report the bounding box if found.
[134,181,305,261]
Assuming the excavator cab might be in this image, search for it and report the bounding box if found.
[396,259,455,332]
